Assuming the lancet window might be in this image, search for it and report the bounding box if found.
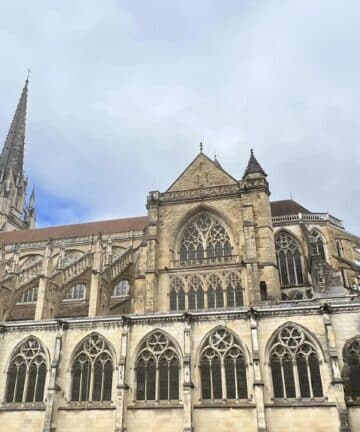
[269,324,323,399]
[275,231,304,287]
[199,328,247,400]
[188,275,204,310]
[179,213,232,263]
[169,277,186,311]
[17,286,38,303]
[226,272,243,307]
[343,337,360,399]
[112,280,129,297]
[309,230,326,260]
[207,274,224,308]
[5,338,47,403]
[135,331,179,401]
[64,283,86,301]
[71,333,113,402]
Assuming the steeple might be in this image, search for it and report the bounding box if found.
[0,77,28,181]
[242,149,267,179]
[0,76,35,231]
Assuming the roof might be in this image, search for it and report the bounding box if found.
[0,200,313,246]
[0,216,148,245]
[242,149,267,178]
[270,200,311,217]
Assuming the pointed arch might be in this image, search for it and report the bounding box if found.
[309,229,326,260]
[70,332,114,402]
[342,336,360,399]
[198,326,249,400]
[267,322,324,399]
[275,230,305,287]
[134,329,181,401]
[4,336,49,403]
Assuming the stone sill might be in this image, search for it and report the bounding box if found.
[194,401,255,409]
[265,400,336,408]
[128,402,183,410]
[0,403,46,411]
[59,402,115,410]
[346,400,360,407]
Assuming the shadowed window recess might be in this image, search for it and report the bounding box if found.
[71,333,113,402]
[135,331,180,401]
[342,337,360,400]
[64,283,86,301]
[112,280,130,297]
[269,324,323,399]
[199,328,248,400]
[17,286,38,303]
[5,338,47,403]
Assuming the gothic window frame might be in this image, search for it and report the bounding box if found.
[17,286,39,304]
[69,333,114,403]
[134,330,181,402]
[309,230,326,261]
[169,276,186,311]
[267,323,324,400]
[64,283,87,301]
[206,274,224,309]
[4,336,48,404]
[188,275,205,310]
[112,279,130,298]
[198,327,249,401]
[342,336,360,400]
[225,272,244,307]
[178,212,234,264]
[275,230,305,287]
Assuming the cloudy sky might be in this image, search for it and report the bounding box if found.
[0,1,359,233]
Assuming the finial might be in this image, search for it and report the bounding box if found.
[26,68,31,82]
[250,148,254,156]
[200,142,203,153]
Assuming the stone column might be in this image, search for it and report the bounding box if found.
[88,234,103,317]
[321,305,351,432]
[43,323,64,432]
[183,314,193,432]
[115,319,129,432]
[248,309,267,432]
[35,241,53,320]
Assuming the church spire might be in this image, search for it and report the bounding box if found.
[0,76,29,181]
[242,149,267,179]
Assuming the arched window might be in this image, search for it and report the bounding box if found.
[269,324,323,399]
[275,231,304,287]
[199,328,247,400]
[135,331,179,401]
[188,275,204,310]
[71,333,113,402]
[343,337,360,399]
[310,230,326,260]
[169,277,185,311]
[112,280,129,297]
[179,213,232,263]
[207,274,224,308]
[5,338,47,403]
[17,286,38,304]
[226,272,243,307]
[64,283,86,301]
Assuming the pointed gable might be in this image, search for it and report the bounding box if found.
[167,152,237,192]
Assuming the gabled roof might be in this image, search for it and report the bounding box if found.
[0,216,148,245]
[242,149,267,179]
[270,200,311,217]
[166,151,237,192]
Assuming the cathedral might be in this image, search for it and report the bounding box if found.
[0,79,359,432]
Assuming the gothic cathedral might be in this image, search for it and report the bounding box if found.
[0,80,359,432]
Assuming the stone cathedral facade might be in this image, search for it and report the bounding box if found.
[0,81,359,432]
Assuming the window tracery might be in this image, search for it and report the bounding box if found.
[343,337,360,399]
[226,272,243,307]
[135,331,179,401]
[275,231,304,287]
[71,333,113,402]
[17,286,38,303]
[5,338,47,403]
[207,274,224,308]
[188,275,204,310]
[269,324,323,399]
[112,280,129,297]
[179,213,232,263]
[199,328,247,400]
[169,277,185,311]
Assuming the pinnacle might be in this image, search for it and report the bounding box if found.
[242,149,267,179]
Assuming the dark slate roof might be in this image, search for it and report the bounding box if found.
[242,149,267,179]
[270,200,311,217]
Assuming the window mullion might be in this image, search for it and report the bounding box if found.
[33,364,39,402]
[155,363,159,402]
[22,365,30,403]
[89,363,94,402]
[167,360,170,401]
[234,358,238,400]
[144,363,148,402]
[293,255,298,285]
[280,358,287,398]
[101,363,105,401]
[13,365,19,403]
[306,357,313,398]
[209,360,214,400]
[293,358,300,398]
[221,358,226,400]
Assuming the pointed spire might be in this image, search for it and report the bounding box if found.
[0,76,29,180]
[242,149,267,179]
[29,185,35,208]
